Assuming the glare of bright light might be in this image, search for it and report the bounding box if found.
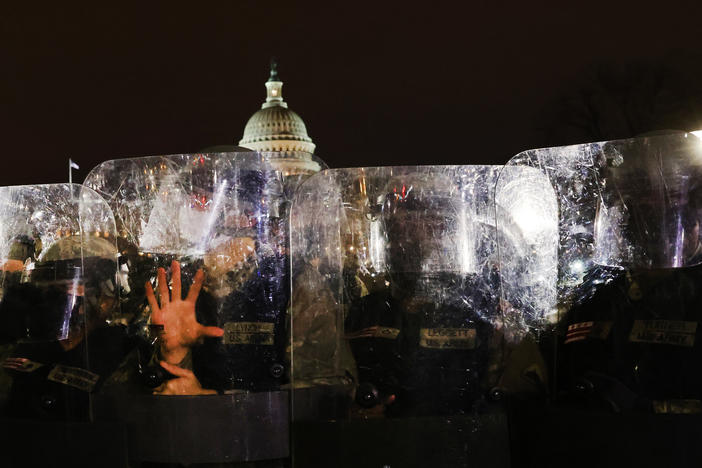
[510,199,551,240]
[457,207,477,274]
[569,260,585,275]
[194,181,228,254]
[496,167,558,243]
[685,131,702,161]
[369,219,385,270]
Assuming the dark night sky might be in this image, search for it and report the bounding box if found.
[2,2,702,186]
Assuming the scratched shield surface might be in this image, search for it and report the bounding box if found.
[290,165,515,467]
[83,151,327,463]
[496,132,702,410]
[85,152,328,393]
[0,183,118,418]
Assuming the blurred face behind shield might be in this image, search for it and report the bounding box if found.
[382,175,466,299]
[594,151,702,271]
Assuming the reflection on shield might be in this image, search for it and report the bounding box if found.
[290,165,511,468]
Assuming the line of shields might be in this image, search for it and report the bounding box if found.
[0,134,702,467]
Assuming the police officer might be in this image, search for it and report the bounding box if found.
[559,142,702,413]
[1,235,142,420]
[190,169,291,393]
[0,235,40,408]
[345,174,496,416]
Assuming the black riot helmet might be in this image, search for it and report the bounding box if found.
[381,173,479,299]
[0,235,119,343]
[0,235,40,314]
[6,234,38,265]
[1,234,38,277]
[593,135,702,270]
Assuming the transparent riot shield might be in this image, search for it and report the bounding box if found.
[84,151,321,465]
[0,184,129,466]
[290,166,510,468]
[496,133,702,466]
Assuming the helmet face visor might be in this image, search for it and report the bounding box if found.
[594,137,702,269]
[595,195,702,269]
[1,266,85,342]
[496,133,702,328]
[384,200,461,276]
[382,172,489,279]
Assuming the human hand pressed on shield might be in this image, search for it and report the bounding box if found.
[145,260,224,365]
[152,361,217,396]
